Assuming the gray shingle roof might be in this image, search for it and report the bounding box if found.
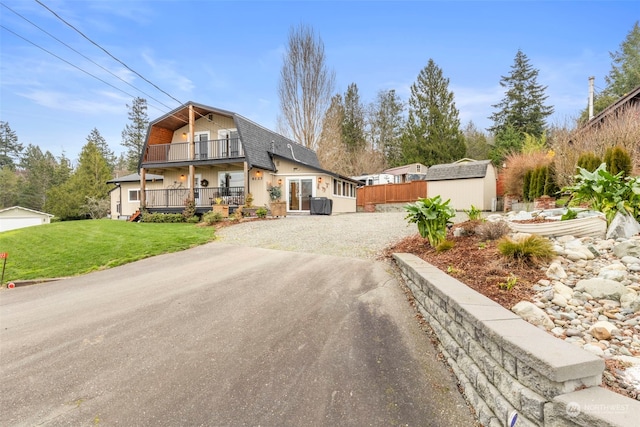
[233,114,320,171]
[425,159,491,181]
[107,173,163,184]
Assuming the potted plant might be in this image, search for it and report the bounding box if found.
[212,197,229,218]
[268,184,286,217]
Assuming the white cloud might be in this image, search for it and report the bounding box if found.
[20,89,125,115]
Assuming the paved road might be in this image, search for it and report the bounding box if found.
[0,218,477,426]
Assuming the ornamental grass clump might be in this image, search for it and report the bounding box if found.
[497,234,555,266]
[404,195,456,248]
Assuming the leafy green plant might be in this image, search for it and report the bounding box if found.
[256,207,268,218]
[497,235,555,266]
[560,208,578,221]
[498,274,518,291]
[563,163,640,223]
[404,196,456,247]
[463,205,483,221]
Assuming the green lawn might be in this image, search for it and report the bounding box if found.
[0,220,216,284]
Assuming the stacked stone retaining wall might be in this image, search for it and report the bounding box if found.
[393,253,640,427]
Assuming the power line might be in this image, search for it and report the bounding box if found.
[34,0,184,107]
[1,2,177,112]
[1,24,139,100]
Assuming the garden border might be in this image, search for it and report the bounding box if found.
[393,252,640,427]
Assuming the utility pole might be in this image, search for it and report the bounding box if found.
[588,76,595,120]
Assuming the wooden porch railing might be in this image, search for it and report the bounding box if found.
[144,186,245,209]
[356,181,427,207]
[143,138,244,164]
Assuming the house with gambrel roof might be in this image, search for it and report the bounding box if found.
[130,101,359,217]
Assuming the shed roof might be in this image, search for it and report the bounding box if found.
[0,206,54,217]
[425,159,492,181]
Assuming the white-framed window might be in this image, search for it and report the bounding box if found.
[128,189,141,202]
[332,178,356,198]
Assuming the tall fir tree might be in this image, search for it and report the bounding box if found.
[121,97,149,173]
[342,83,366,153]
[489,49,553,164]
[584,21,640,120]
[368,89,405,168]
[18,145,59,211]
[86,128,116,173]
[401,59,465,166]
[0,121,23,169]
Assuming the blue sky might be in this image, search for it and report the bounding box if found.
[1,0,637,163]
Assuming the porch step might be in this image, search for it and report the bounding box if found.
[129,210,141,222]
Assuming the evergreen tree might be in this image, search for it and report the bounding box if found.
[121,97,149,172]
[605,21,640,99]
[0,121,23,169]
[317,94,350,175]
[462,121,491,160]
[368,89,405,168]
[584,22,640,120]
[489,49,554,139]
[342,83,366,153]
[490,123,523,165]
[45,140,111,220]
[0,166,20,208]
[401,59,465,166]
[86,128,116,173]
[18,145,59,211]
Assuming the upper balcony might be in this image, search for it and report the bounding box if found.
[142,138,244,164]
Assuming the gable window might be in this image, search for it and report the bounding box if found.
[128,189,141,202]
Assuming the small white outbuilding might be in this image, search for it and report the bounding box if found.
[425,159,497,211]
[0,206,54,232]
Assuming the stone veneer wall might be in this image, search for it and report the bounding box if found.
[393,253,640,427]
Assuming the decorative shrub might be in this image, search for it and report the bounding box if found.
[497,235,555,266]
[604,145,633,177]
[256,207,268,218]
[182,198,196,221]
[475,220,511,241]
[576,152,602,172]
[202,211,223,225]
[141,212,184,223]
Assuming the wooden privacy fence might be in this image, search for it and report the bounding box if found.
[356,181,427,207]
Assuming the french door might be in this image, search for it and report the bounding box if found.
[287,178,313,212]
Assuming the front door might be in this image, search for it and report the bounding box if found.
[288,178,313,212]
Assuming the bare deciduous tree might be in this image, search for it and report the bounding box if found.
[277,24,335,151]
[550,105,640,187]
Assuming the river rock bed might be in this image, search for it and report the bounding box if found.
[519,234,640,399]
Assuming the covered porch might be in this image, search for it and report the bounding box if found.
[144,186,245,214]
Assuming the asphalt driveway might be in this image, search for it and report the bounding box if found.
[0,214,477,426]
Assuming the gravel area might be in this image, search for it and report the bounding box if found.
[214,212,410,259]
[214,211,467,259]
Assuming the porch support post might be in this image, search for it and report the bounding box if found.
[188,105,195,201]
[140,168,146,208]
